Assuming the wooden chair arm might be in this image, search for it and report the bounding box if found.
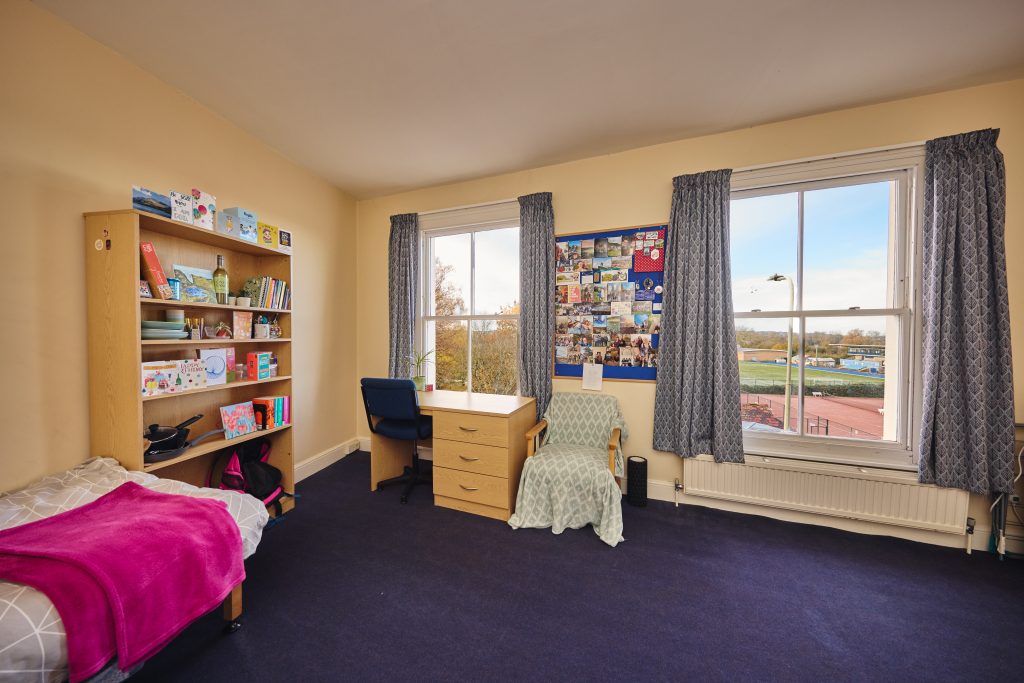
[607,427,621,474]
[525,419,548,457]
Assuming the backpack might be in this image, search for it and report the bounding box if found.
[208,437,287,515]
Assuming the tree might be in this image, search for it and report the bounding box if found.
[431,259,519,394]
[433,260,468,390]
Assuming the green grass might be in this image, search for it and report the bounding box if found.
[738,361,883,384]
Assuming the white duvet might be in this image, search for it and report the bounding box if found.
[0,457,268,683]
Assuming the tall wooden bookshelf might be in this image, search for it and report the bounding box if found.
[84,209,295,515]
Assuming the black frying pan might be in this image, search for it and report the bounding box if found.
[143,415,224,463]
[144,415,202,455]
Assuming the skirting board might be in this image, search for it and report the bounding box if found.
[295,438,361,482]
[619,476,1021,554]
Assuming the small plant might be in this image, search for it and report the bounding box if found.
[241,277,262,301]
[409,350,434,390]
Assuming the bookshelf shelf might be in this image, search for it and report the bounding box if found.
[142,375,292,402]
[144,424,292,473]
[141,338,291,346]
[140,298,291,314]
[85,209,283,256]
[85,209,295,514]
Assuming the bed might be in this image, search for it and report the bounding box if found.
[0,457,268,683]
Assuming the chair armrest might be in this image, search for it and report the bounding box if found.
[607,427,621,474]
[525,420,548,457]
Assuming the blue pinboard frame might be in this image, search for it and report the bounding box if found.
[553,223,667,382]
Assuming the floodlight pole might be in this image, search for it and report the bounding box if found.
[768,274,794,430]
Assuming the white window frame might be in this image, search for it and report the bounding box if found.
[416,200,521,394]
[730,146,925,471]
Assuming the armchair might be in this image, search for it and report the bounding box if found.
[509,393,628,546]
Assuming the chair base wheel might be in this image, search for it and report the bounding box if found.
[224,620,241,634]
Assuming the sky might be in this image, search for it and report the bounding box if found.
[730,180,893,334]
[428,180,893,335]
[431,226,519,316]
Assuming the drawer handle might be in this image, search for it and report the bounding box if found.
[458,426,479,432]
[459,484,480,491]
[459,455,480,462]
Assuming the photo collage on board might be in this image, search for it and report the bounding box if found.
[555,228,665,369]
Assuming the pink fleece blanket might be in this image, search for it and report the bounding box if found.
[0,481,244,682]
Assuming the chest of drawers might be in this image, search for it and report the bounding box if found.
[428,397,536,521]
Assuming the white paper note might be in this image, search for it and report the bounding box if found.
[582,363,603,391]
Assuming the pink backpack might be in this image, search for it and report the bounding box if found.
[208,437,286,514]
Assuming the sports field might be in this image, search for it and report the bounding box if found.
[738,361,883,384]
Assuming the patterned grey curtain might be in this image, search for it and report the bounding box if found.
[653,170,744,463]
[388,213,418,378]
[518,192,555,419]
[919,129,1014,494]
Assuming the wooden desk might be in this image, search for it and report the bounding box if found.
[369,390,537,521]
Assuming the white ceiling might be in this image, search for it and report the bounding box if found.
[35,0,1024,198]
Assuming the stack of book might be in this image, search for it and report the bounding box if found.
[253,395,290,431]
[255,276,290,309]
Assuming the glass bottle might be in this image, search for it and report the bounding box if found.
[213,254,229,304]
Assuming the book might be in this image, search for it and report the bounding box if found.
[199,348,228,386]
[247,352,271,380]
[140,242,173,299]
[225,347,236,382]
[232,311,252,340]
[175,358,208,391]
[141,361,179,396]
[252,398,276,430]
[220,401,257,439]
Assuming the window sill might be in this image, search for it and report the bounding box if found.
[739,434,917,472]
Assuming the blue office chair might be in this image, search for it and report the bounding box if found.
[360,378,433,503]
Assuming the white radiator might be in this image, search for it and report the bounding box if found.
[682,455,970,535]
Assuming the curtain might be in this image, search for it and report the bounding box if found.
[653,170,744,463]
[388,213,418,379]
[919,129,1014,494]
[518,192,555,419]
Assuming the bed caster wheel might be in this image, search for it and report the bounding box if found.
[224,620,241,634]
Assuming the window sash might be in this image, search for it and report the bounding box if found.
[730,147,923,469]
[417,210,521,394]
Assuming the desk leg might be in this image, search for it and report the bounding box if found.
[370,432,411,491]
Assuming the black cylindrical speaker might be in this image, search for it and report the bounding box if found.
[626,456,647,507]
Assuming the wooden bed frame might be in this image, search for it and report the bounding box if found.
[222,583,243,633]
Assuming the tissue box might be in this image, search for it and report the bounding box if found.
[221,207,258,242]
[190,188,216,230]
[170,191,193,223]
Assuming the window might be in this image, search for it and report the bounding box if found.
[418,203,520,395]
[730,148,923,468]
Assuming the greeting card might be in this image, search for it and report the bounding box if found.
[220,401,257,440]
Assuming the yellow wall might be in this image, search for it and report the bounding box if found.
[355,79,1024,502]
[0,0,357,491]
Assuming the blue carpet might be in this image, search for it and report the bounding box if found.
[135,451,1024,682]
